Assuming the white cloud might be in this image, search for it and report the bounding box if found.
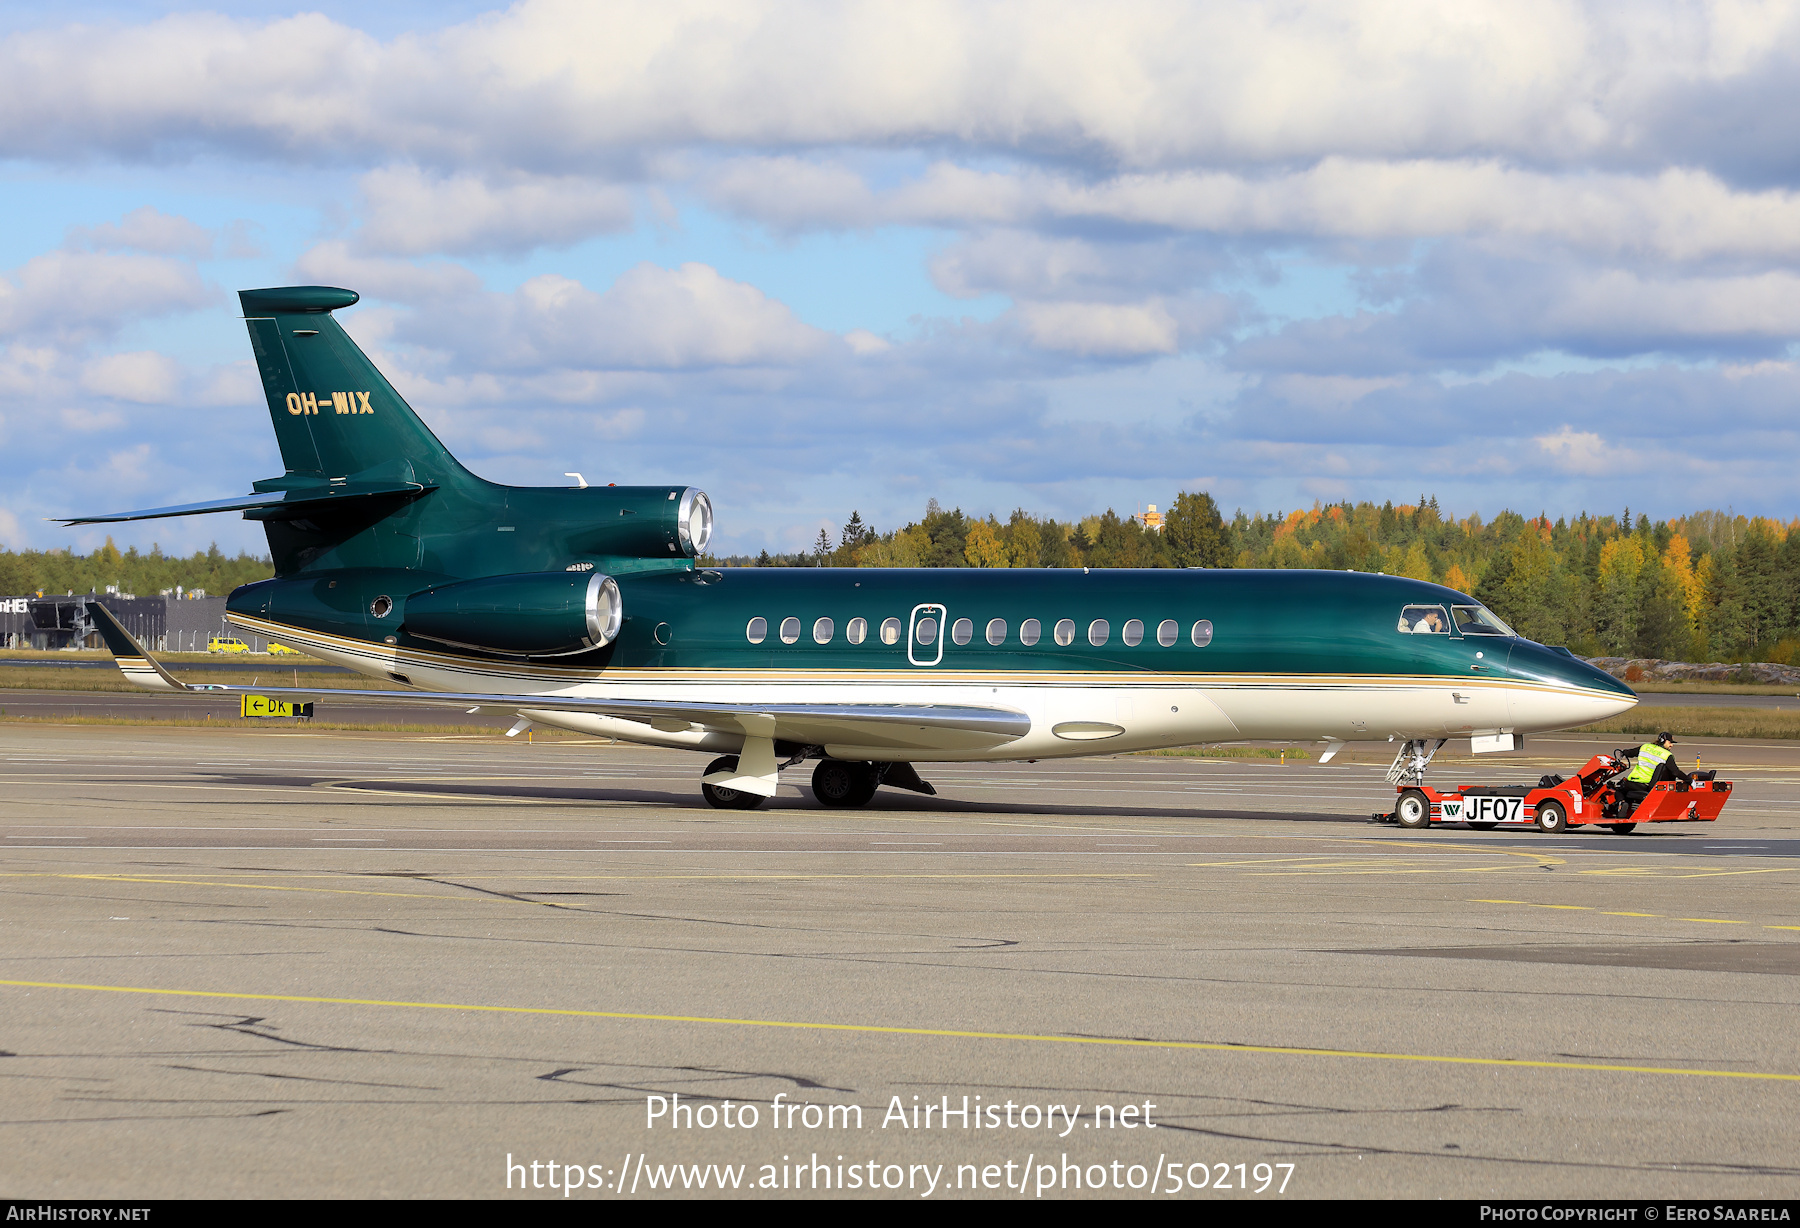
[467,263,829,370]
[16,5,1800,549]
[708,158,1800,266]
[66,205,215,258]
[2,2,1796,172]
[192,361,262,408]
[593,407,646,439]
[0,249,213,341]
[1535,425,1637,475]
[1546,268,1800,340]
[58,406,128,433]
[701,157,876,230]
[1015,300,1179,357]
[355,166,634,256]
[292,241,485,302]
[1261,373,1408,412]
[844,329,891,355]
[80,351,183,403]
[1036,162,1800,264]
[0,343,61,397]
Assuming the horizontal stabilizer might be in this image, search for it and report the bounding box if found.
[88,603,1031,753]
[59,478,434,525]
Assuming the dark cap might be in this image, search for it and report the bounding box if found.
[1657,731,1677,744]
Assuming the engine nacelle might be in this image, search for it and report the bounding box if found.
[561,485,713,560]
[405,571,622,657]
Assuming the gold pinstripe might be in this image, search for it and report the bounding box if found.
[227,612,1632,703]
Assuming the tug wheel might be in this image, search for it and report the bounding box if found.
[701,755,765,810]
[1535,799,1569,833]
[1394,789,1431,829]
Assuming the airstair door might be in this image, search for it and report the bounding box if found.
[908,603,946,666]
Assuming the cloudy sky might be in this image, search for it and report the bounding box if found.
[5,0,1800,558]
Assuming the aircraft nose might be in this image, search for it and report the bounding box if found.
[1507,643,1637,731]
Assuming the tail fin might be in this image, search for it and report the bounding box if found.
[240,287,471,488]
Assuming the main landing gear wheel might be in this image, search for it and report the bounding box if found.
[1606,822,1637,834]
[1394,788,1431,829]
[1535,799,1569,833]
[700,755,765,810]
[811,759,878,808]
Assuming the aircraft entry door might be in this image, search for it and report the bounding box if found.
[908,604,946,666]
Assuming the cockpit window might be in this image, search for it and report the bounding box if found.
[1398,604,1448,634]
[1453,604,1515,637]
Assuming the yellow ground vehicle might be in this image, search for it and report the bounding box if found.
[267,641,300,656]
[207,636,250,654]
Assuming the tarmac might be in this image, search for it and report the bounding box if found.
[0,721,1796,1200]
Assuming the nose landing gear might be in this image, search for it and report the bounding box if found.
[1386,738,1448,786]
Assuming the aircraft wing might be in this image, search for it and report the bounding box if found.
[87,602,1029,754]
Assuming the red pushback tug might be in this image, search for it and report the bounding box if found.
[1379,748,1732,833]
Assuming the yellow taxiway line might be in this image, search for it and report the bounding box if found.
[1,978,1795,1084]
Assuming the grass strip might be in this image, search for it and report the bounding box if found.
[1633,681,1800,695]
[1572,705,1800,740]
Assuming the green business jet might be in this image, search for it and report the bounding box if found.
[72,286,1636,809]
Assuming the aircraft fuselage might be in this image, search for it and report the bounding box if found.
[226,564,1635,762]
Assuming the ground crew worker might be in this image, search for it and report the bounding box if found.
[1618,731,1688,810]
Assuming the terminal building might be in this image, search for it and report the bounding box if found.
[0,592,267,652]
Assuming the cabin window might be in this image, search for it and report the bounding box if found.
[1088,619,1110,647]
[813,617,834,645]
[1020,618,1042,646]
[1122,619,1144,646]
[880,617,902,645]
[986,618,1007,645]
[916,616,939,646]
[780,617,801,644]
[951,618,973,646]
[746,617,768,644]
[1398,604,1448,635]
[1053,618,1075,646]
[1157,619,1178,646]
[847,617,868,645]
[1452,604,1515,636]
[1191,619,1213,647]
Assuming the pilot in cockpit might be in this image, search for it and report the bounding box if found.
[1399,605,1446,634]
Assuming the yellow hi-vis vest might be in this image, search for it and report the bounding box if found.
[1627,742,1671,784]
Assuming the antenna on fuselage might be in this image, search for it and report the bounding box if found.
[564,473,589,489]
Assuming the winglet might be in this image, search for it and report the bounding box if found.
[86,602,191,692]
